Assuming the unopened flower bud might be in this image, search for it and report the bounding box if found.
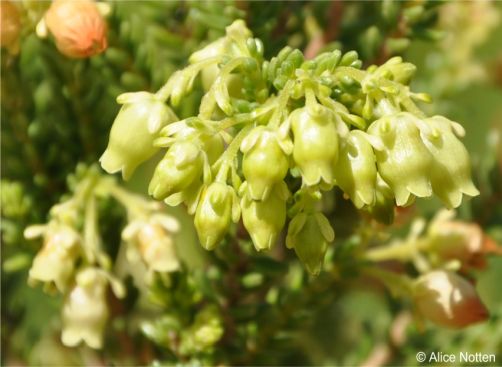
[189,19,252,67]
[334,130,377,208]
[45,0,107,58]
[286,212,335,275]
[100,92,178,180]
[291,106,339,187]
[148,141,204,200]
[189,305,224,352]
[0,0,21,52]
[413,270,488,328]
[367,112,433,206]
[421,116,479,208]
[61,268,109,349]
[195,182,239,250]
[383,57,416,84]
[241,182,289,251]
[25,223,80,292]
[189,24,247,97]
[241,127,289,201]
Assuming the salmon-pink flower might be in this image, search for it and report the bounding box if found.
[45,0,107,58]
[0,0,21,51]
[413,270,489,328]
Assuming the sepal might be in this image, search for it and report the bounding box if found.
[286,211,334,275]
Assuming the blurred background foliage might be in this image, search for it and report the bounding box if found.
[1,1,502,366]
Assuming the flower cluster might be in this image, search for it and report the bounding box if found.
[101,20,479,274]
[24,165,180,348]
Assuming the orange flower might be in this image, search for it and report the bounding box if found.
[45,0,107,58]
[413,270,488,328]
[0,0,21,51]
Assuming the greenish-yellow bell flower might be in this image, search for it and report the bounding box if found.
[241,182,289,251]
[421,116,479,208]
[148,141,203,200]
[194,182,239,250]
[25,222,80,292]
[290,106,339,187]
[100,92,177,180]
[241,127,289,201]
[334,130,377,208]
[157,129,224,212]
[367,112,433,206]
[286,211,335,275]
[61,268,109,349]
[173,126,225,165]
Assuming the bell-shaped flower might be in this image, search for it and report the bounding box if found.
[421,116,479,208]
[241,127,289,201]
[334,130,377,208]
[241,182,289,251]
[45,0,107,58]
[367,112,433,206]
[148,141,204,200]
[61,268,125,349]
[413,270,488,328]
[100,92,178,180]
[122,214,180,274]
[286,211,335,275]
[169,125,225,165]
[158,128,224,213]
[194,182,240,250]
[290,106,339,187]
[25,222,81,292]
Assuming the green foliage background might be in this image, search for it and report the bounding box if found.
[1,1,502,365]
